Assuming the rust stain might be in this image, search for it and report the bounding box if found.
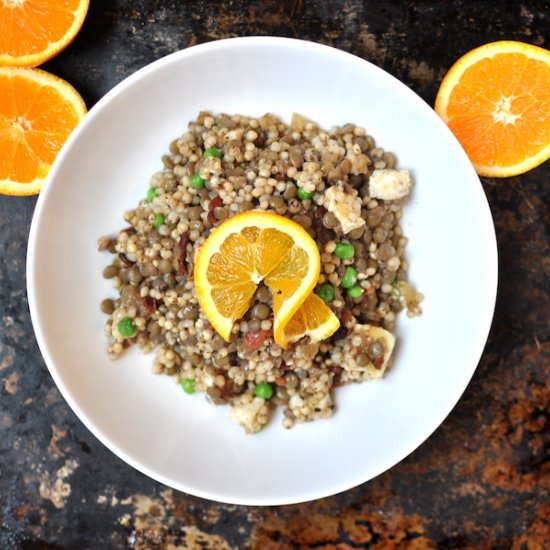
[123,491,235,549]
[0,349,14,370]
[44,386,62,406]
[250,501,433,549]
[0,411,13,428]
[48,424,69,458]
[38,458,79,509]
[407,60,436,86]
[515,501,550,548]
[357,24,387,64]
[3,370,18,394]
[454,481,487,498]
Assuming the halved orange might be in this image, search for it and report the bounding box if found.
[435,41,550,177]
[0,0,90,67]
[283,293,340,345]
[194,211,321,349]
[0,67,87,196]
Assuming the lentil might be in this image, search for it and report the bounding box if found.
[100,299,114,314]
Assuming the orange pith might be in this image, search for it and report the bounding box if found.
[0,67,87,195]
[0,0,90,67]
[193,211,323,349]
[435,41,550,177]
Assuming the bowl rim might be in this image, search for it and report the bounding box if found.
[26,36,498,505]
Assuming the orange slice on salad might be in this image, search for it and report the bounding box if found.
[0,0,90,67]
[283,292,340,345]
[435,41,550,177]
[0,67,87,196]
[194,210,321,349]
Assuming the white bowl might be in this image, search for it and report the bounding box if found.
[27,37,497,505]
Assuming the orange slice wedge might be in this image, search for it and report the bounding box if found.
[193,211,321,349]
[0,0,90,67]
[435,41,550,177]
[0,67,87,196]
[283,293,340,345]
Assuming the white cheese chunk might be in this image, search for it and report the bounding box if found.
[230,396,266,433]
[324,182,366,234]
[369,169,413,200]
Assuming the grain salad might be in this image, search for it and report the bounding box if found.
[98,112,422,433]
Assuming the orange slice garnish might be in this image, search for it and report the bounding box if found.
[193,211,321,349]
[435,41,550,177]
[0,67,87,196]
[283,293,340,345]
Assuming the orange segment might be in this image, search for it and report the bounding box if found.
[435,41,550,177]
[0,0,90,67]
[0,67,87,196]
[283,293,340,345]
[193,211,321,349]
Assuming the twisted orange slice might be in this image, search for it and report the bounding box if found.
[194,211,322,349]
[283,292,340,345]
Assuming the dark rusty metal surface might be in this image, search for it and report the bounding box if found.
[1,1,549,548]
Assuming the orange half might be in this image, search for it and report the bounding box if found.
[435,41,550,177]
[0,0,90,67]
[0,67,87,196]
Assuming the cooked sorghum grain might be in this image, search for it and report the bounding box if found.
[99,112,422,433]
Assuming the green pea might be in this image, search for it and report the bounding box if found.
[190,172,205,189]
[203,147,222,158]
[316,284,335,302]
[340,266,358,289]
[181,378,195,394]
[392,279,399,288]
[146,187,156,202]
[153,213,165,228]
[254,382,274,399]
[346,285,364,298]
[334,243,355,260]
[117,317,136,337]
[297,187,314,200]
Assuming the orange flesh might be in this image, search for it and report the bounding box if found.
[0,0,80,56]
[206,227,308,321]
[446,53,550,168]
[0,72,81,183]
[283,293,338,341]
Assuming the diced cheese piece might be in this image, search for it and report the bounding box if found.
[331,324,396,380]
[230,396,266,433]
[324,182,366,234]
[369,169,413,200]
